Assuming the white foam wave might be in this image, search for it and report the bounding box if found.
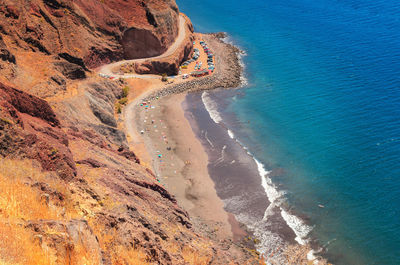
[307,250,319,264]
[254,159,277,202]
[214,145,227,166]
[227,129,235,139]
[237,51,249,87]
[221,140,316,261]
[201,92,223,124]
[252,155,314,256]
[280,208,312,245]
[204,130,214,148]
[200,69,314,260]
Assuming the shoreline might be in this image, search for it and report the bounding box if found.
[142,33,244,100]
[120,33,259,261]
[122,32,244,172]
[125,31,248,239]
[138,93,249,240]
[121,32,327,264]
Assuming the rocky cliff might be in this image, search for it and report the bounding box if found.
[0,0,190,71]
[133,13,195,75]
[0,1,258,264]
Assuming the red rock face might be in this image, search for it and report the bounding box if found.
[0,82,60,127]
[134,14,194,75]
[73,0,180,60]
[0,0,183,70]
[0,82,76,180]
[122,28,165,59]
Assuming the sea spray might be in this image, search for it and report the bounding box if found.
[227,129,235,139]
[201,92,223,124]
[201,91,315,261]
[251,151,314,259]
[280,209,312,245]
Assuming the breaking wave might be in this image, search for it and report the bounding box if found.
[202,91,223,124]
[201,90,314,262]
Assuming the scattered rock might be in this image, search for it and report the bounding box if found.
[54,61,86,80]
[50,74,66,87]
[0,36,16,64]
[76,158,106,168]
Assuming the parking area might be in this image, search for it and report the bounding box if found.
[180,37,215,79]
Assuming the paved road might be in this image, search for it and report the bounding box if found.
[98,15,187,79]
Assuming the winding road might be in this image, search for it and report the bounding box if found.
[98,15,187,79]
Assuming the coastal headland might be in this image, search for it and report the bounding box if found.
[0,0,259,264]
[118,30,329,264]
[122,32,246,240]
[0,0,328,264]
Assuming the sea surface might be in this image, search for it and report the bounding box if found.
[177,0,400,264]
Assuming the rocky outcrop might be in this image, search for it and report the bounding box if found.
[122,28,166,59]
[134,14,195,75]
[26,219,105,265]
[0,35,15,63]
[54,61,86,80]
[0,0,182,72]
[0,1,258,264]
[74,0,182,61]
[0,0,193,83]
[0,82,76,180]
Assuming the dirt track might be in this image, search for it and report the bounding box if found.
[98,15,187,79]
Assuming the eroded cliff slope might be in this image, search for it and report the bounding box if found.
[0,0,258,264]
[0,0,190,70]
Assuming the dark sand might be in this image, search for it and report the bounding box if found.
[184,90,298,257]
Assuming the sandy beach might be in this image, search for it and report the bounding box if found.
[133,93,237,240]
[118,31,328,264]
[118,33,249,242]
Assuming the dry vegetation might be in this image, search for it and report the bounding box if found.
[115,85,130,113]
[0,158,238,265]
[0,159,150,265]
[0,158,324,264]
[0,159,63,264]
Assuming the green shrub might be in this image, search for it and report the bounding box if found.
[115,103,122,114]
[0,117,12,125]
[122,86,130,98]
[119,98,128,105]
[161,73,168,82]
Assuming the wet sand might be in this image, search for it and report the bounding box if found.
[184,90,301,263]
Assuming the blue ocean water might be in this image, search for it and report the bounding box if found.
[177,0,400,264]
